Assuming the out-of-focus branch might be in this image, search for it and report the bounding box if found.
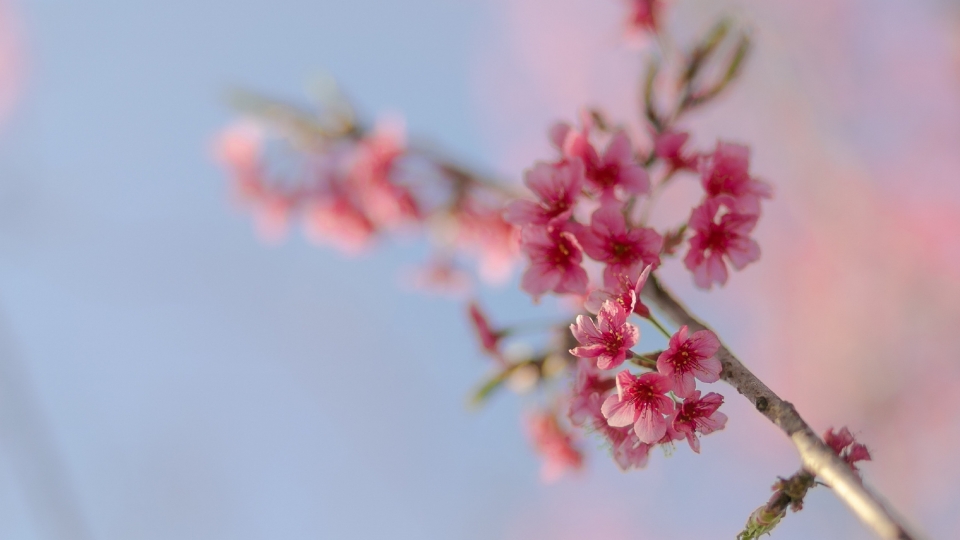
[409,143,523,199]
[0,310,93,540]
[642,273,920,540]
[226,89,520,200]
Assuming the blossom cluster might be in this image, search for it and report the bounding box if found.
[218,0,773,485]
[501,102,769,473]
[567,293,727,467]
[216,116,520,288]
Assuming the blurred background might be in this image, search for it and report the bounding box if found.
[0,0,958,538]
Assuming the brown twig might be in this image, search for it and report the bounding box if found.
[642,273,920,540]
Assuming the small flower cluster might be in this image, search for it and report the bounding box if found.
[568,296,727,469]
[684,142,772,289]
[216,120,418,251]
[480,14,769,472]
[492,3,773,467]
[508,122,770,305]
[525,409,585,482]
[215,111,520,289]
[498,88,770,472]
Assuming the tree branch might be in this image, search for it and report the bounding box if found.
[641,273,920,540]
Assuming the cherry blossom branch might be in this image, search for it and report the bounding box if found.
[641,273,920,540]
[216,8,925,537]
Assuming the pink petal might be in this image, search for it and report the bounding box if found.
[613,438,650,470]
[503,200,542,226]
[571,314,601,341]
[615,370,637,397]
[558,265,589,295]
[523,163,558,197]
[706,252,728,286]
[633,407,667,444]
[548,122,572,150]
[602,394,638,427]
[656,353,675,377]
[570,343,606,359]
[622,323,640,350]
[521,264,561,297]
[633,265,652,295]
[692,355,722,384]
[598,299,628,329]
[699,410,728,434]
[562,130,598,167]
[597,351,627,370]
[691,259,712,290]
[847,444,871,463]
[583,289,608,314]
[672,371,697,398]
[727,237,761,270]
[603,131,633,164]
[688,329,720,357]
[618,165,651,195]
[643,372,675,396]
[591,203,627,236]
[576,229,605,260]
[688,200,720,232]
[686,432,702,453]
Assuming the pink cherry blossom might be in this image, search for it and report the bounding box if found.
[519,224,588,299]
[625,0,662,35]
[467,302,504,363]
[683,197,760,289]
[255,194,297,242]
[570,300,640,370]
[456,203,520,284]
[407,258,471,296]
[824,427,872,473]
[350,120,404,187]
[563,130,650,199]
[601,370,674,444]
[612,433,652,470]
[504,160,585,227]
[570,389,650,471]
[303,194,375,254]
[350,125,422,228]
[546,111,594,154]
[576,203,662,286]
[548,121,573,151]
[654,130,697,172]
[215,121,262,193]
[214,122,295,241]
[525,410,584,482]
[568,359,616,426]
[356,178,421,229]
[656,325,722,397]
[672,391,727,453]
[584,264,652,319]
[700,142,772,216]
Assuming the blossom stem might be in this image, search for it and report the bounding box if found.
[504,319,570,335]
[645,313,673,339]
[641,273,921,540]
[414,144,523,199]
[628,351,660,371]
